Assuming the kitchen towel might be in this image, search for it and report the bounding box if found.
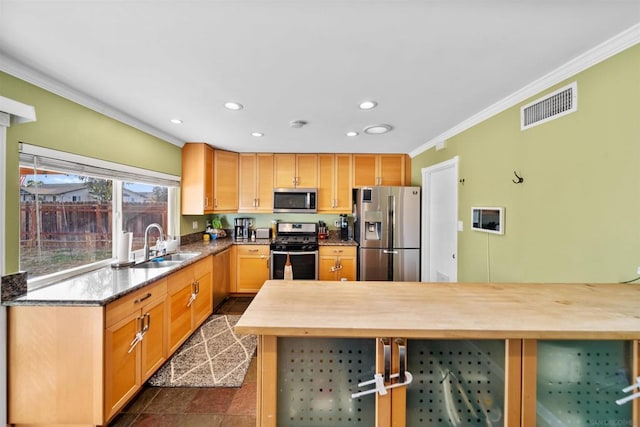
[117,232,133,263]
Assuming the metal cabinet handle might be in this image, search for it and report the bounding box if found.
[381,337,391,383]
[333,249,343,254]
[134,292,152,304]
[214,198,218,208]
[383,250,399,254]
[248,248,259,253]
[395,338,407,383]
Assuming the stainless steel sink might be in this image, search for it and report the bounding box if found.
[133,260,182,269]
[161,252,201,262]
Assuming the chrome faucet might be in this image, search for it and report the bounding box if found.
[143,223,165,261]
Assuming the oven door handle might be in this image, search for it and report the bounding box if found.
[271,251,319,256]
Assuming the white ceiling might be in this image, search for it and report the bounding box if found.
[1,1,639,154]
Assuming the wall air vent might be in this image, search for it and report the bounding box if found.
[521,81,577,130]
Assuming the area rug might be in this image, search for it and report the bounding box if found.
[148,314,257,387]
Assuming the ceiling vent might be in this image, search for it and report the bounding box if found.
[521,82,577,130]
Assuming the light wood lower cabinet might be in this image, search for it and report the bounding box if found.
[167,256,213,354]
[213,248,231,309]
[104,279,167,420]
[232,244,270,293]
[8,255,214,426]
[318,246,357,281]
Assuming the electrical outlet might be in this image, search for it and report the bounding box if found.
[192,221,198,230]
[636,266,640,275]
[334,220,340,227]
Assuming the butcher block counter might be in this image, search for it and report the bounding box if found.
[236,281,640,427]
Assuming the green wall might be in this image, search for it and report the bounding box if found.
[411,44,640,283]
[1,72,182,274]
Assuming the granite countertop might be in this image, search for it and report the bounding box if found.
[3,235,358,307]
[3,238,234,307]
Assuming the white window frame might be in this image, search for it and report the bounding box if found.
[19,143,180,288]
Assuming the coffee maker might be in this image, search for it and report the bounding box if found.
[339,214,349,241]
[234,217,252,240]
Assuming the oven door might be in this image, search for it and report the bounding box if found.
[270,250,318,280]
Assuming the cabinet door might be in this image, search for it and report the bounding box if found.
[333,154,352,212]
[140,297,167,382]
[104,311,141,420]
[236,246,270,293]
[256,153,274,211]
[318,253,338,280]
[352,154,378,187]
[181,143,214,214]
[192,257,213,328]
[317,154,335,212]
[238,154,258,211]
[213,150,239,212]
[337,255,356,281]
[379,154,406,186]
[274,154,297,188]
[213,249,231,309]
[295,154,318,188]
[167,266,196,353]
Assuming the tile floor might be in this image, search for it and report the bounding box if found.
[108,296,256,427]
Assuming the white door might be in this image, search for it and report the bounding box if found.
[421,157,458,282]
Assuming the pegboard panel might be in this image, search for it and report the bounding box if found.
[536,340,632,426]
[277,337,376,426]
[406,340,506,426]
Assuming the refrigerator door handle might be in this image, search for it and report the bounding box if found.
[383,249,398,254]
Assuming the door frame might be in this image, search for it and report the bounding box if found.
[421,156,459,282]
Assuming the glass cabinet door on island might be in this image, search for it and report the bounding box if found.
[522,340,634,426]
[277,338,376,426]
[261,338,639,426]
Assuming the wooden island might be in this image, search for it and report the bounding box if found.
[235,280,640,427]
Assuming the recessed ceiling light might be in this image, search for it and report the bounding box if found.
[346,131,359,137]
[359,101,378,110]
[251,132,264,137]
[224,102,243,111]
[170,118,183,124]
[363,124,393,135]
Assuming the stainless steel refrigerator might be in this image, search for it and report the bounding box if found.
[354,186,421,281]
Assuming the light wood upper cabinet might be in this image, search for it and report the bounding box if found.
[239,153,274,212]
[181,143,239,214]
[213,149,239,212]
[274,153,318,188]
[318,154,352,213]
[181,143,214,214]
[352,154,410,187]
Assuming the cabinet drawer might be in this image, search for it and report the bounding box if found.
[106,279,167,328]
[192,255,212,278]
[236,245,270,256]
[319,246,356,256]
[167,265,195,293]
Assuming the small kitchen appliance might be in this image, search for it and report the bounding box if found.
[234,217,253,240]
[339,214,349,241]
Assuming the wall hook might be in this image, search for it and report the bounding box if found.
[512,171,524,184]
[459,178,465,185]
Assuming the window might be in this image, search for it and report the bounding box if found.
[19,143,180,288]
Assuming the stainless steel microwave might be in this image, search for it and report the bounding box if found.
[273,188,317,213]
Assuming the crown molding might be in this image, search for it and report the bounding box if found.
[0,53,184,147]
[409,23,640,158]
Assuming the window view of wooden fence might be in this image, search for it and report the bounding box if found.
[20,201,168,277]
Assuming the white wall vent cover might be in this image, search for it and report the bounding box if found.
[521,81,577,130]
